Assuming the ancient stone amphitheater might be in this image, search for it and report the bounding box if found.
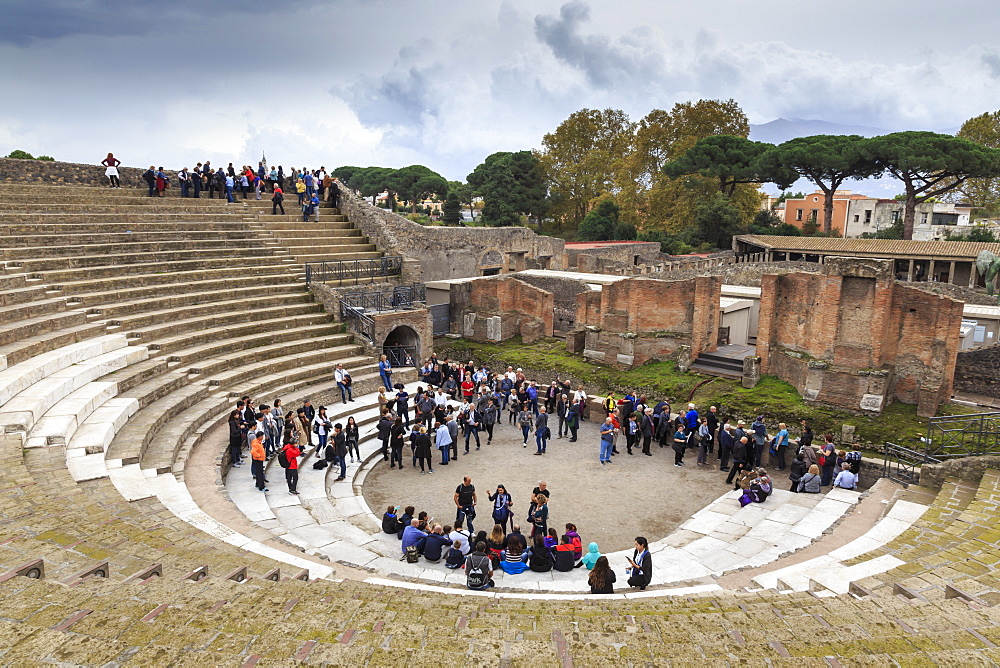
[1,180,1000,665]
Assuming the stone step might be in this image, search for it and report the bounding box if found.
[107,382,211,463]
[102,291,316,331]
[0,309,89,350]
[0,295,68,326]
[11,245,281,273]
[143,313,337,357]
[120,300,326,340]
[74,280,305,316]
[257,233,367,247]
[66,397,140,482]
[26,255,297,283]
[0,221,257,235]
[164,325,348,367]
[207,348,369,389]
[224,357,378,400]
[284,250,383,264]
[42,263,301,297]
[0,321,105,369]
[1,346,148,435]
[0,230,257,248]
[1,237,266,261]
[186,337,357,379]
[0,212,249,224]
[0,334,127,408]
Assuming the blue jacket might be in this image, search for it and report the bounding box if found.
[686,409,699,429]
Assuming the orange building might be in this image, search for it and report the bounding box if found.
[781,190,872,236]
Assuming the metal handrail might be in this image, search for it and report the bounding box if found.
[925,411,1000,459]
[882,442,940,486]
[340,302,375,343]
[340,283,425,313]
[305,256,403,285]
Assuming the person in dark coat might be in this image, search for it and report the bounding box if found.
[228,410,243,468]
[726,436,749,487]
[382,506,399,534]
[789,453,809,492]
[414,426,433,473]
[626,536,652,590]
[330,423,348,481]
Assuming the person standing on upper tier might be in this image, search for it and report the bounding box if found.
[101,153,121,188]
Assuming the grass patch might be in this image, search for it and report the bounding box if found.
[434,336,977,453]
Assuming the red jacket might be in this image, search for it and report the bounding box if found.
[283,444,300,470]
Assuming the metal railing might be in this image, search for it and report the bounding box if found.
[340,283,425,313]
[305,256,403,285]
[340,303,375,344]
[925,412,1000,459]
[883,442,940,486]
[385,345,418,368]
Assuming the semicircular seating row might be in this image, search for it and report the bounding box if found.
[1,183,1000,663]
[0,182,401,585]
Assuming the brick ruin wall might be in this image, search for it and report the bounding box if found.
[757,257,961,417]
[449,276,554,344]
[578,276,722,368]
[512,273,590,333]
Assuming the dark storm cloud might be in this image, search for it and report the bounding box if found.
[533,0,664,90]
[0,0,298,45]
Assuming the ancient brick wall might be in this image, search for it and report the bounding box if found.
[513,273,589,333]
[953,344,1000,399]
[579,276,721,368]
[567,242,663,271]
[337,190,567,282]
[758,257,961,416]
[449,276,554,343]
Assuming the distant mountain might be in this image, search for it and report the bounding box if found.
[749,118,889,144]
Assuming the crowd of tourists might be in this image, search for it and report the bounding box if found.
[226,350,866,594]
[98,153,341,215]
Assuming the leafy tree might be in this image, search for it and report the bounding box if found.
[467,151,547,227]
[863,131,1000,239]
[801,213,820,236]
[663,135,797,196]
[626,100,753,234]
[692,193,745,248]
[388,165,448,214]
[36,155,54,161]
[752,209,783,229]
[449,181,476,221]
[945,226,1000,242]
[538,108,635,232]
[761,135,880,234]
[6,150,34,159]
[350,166,395,206]
[577,199,621,241]
[441,194,462,226]
[944,111,1000,218]
[332,166,362,184]
[614,221,637,240]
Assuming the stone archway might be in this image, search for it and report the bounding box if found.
[480,249,504,276]
[383,325,421,368]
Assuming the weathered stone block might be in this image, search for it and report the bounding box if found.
[742,355,761,389]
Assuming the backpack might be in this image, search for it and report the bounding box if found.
[404,545,420,564]
[272,191,283,202]
[277,451,290,468]
[466,554,488,588]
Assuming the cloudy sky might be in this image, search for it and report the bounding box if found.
[3,0,999,183]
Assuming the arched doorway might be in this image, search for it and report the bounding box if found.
[383,325,420,368]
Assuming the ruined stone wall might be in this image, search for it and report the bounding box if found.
[757,257,961,416]
[953,344,1000,398]
[568,242,664,272]
[513,273,590,332]
[0,158,177,187]
[449,276,554,344]
[580,276,721,368]
[337,189,567,281]
[920,455,1000,490]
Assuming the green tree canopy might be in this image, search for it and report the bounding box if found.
[388,165,449,214]
[467,150,548,227]
[6,150,34,159]
[662,135,798,196]
[945,111,1000,218]
[760,135,880,234]
[577,199,621,241]
[862,131,1000,239]
[538,108,635,231]
[441,193,462,226]
[692,193,745,248]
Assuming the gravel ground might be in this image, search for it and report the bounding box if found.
[362,416,729,551]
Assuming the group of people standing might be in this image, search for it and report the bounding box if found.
[98,154,341,211]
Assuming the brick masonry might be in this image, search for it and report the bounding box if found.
[576,275,722,368]
[757,257,962,417]
[448,276,554,344]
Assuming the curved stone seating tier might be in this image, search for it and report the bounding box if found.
[210,386,879,596]
[847,470,1000,602]
[2,552,998,666]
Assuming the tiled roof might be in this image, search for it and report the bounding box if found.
[735,235,1000,260]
